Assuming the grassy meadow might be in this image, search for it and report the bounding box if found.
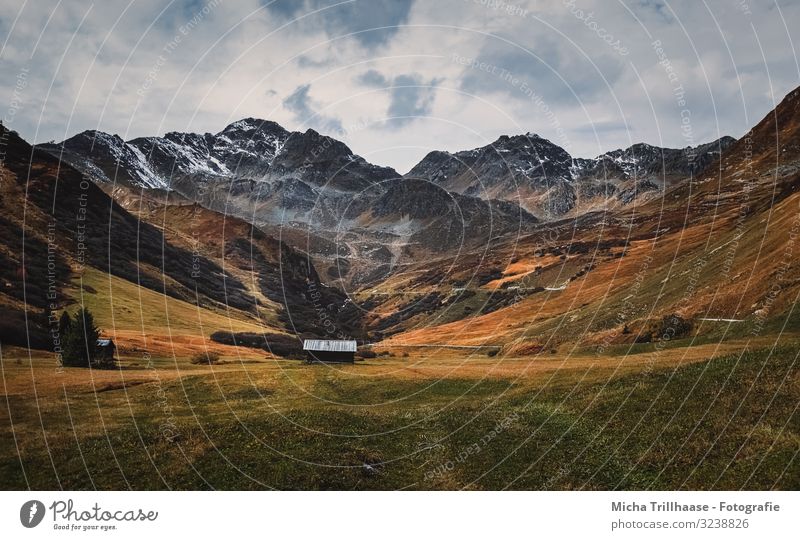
[1,338,797,490]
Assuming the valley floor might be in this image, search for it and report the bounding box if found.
[1,339,798,490]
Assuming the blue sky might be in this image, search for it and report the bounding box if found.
[1,0,798,172]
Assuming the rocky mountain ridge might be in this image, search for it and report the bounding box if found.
[409,133,736,216]
[42,120,735,221]
[39,118,737,286]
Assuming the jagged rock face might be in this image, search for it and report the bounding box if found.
[42,119,291,190]
[269,128,398,192]
[616,179,660,204]
[0,125,265,317]
[577,179,617,200]
[596,137,736,180]
[371,178,536,226]
[572,156,628,181]
[43,130,169,188]
[365,178,536,253]
[372,179,455,219]
[1,123,369,342]
[44,120,397,192]
[544,181,577,216]
[409,133,574,195]
[212,118,290,175]
[129,119,289,182]
[41,120,404,230]
[408,133,737,217]
[43,116,737,227]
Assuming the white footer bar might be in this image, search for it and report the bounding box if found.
[1,491,795,539]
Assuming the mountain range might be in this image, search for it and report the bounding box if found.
[43,118,735,221]
[41,116,735,286]
[2,84,798,356]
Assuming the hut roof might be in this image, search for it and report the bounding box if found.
[302,340,357,353]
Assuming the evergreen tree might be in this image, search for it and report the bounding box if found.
[58,311,72,337]
[61,308,99,367]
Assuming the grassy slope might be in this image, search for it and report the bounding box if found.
[1,343,796,490]
[70,267,273,358]
[382,185,800,350]
[75,267,265,335]
[361,88,800,346]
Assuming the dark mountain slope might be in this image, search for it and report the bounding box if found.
[0,126,364,350]
[408,133,736,217]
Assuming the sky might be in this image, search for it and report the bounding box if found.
[1,0,799,173]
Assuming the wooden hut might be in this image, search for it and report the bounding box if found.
[95,339,117,364]
[303,340,357,364]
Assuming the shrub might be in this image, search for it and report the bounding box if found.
[190,352,221,365]
[92,351,118,370]
[210,331,303,358]
[658,314,693,340]
[645,314,693,342]
[267,341,304,359]
[477,268,503,286]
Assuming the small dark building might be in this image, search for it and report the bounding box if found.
[303,339,357,364]
[95,339,117,364]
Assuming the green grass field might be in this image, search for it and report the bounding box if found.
[1,342,797,490]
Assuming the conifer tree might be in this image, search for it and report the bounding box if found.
[61,308,99,367]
